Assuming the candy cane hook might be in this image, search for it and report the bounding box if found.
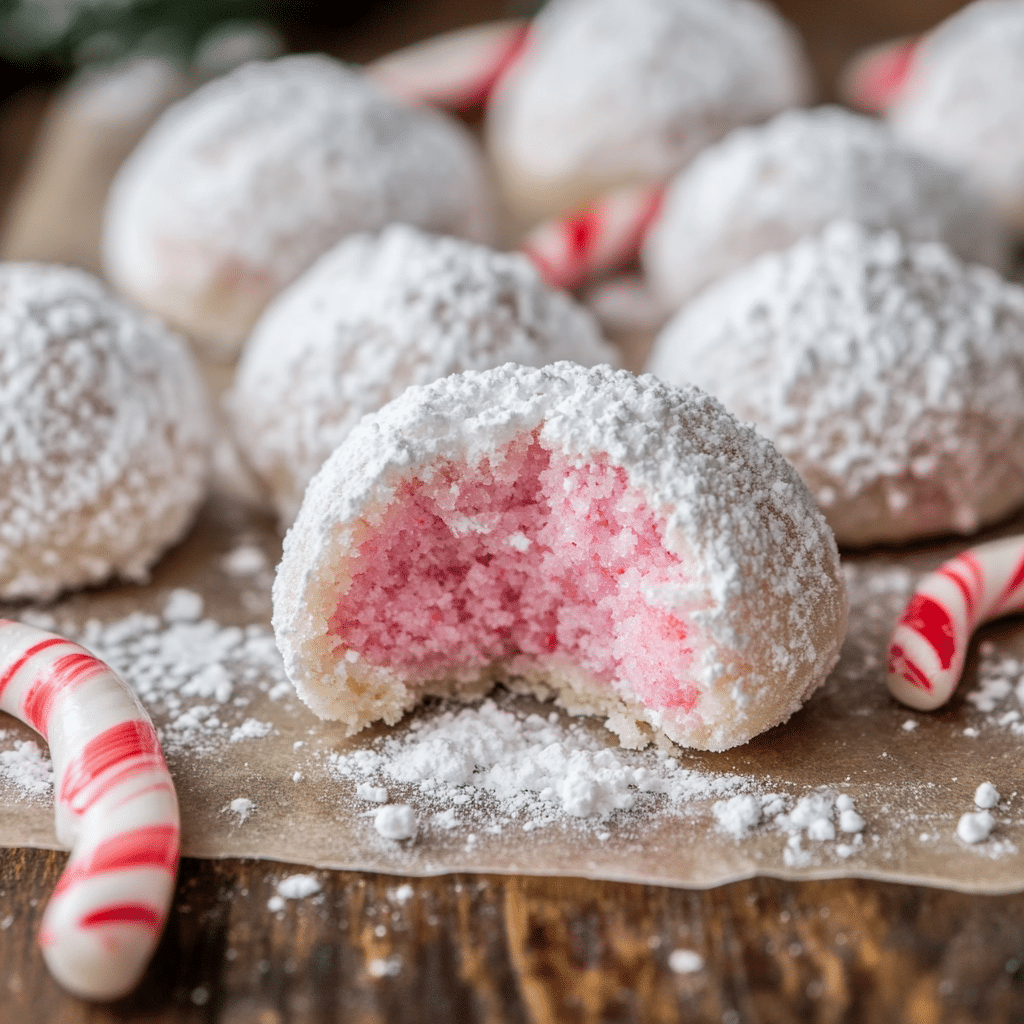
[840,35,921,114]
[521,184,665,292]
[887,535,1024,710]
[365,20,530,110]
[0,619,179,1000]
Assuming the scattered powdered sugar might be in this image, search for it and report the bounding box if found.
[276,873,322,899]
[649,221,1024,546]
[668,949,705,974]
[391,883,414,904]
[331,698,748,828]
[164,588,204,623]
[0,733,53,799]
[221,545,269,577]
[17,587,289,760]
[367,956,403,978]
[374,805,418,841]
[775,790,867,866]
[957,781,1004,845]
[230,718,273,743]
[958,810,995,845]
[225,798,255,824]
[712,794,765,839]
[328,695,873,867]
[965,643,1024,737]
[975,782,1001,809]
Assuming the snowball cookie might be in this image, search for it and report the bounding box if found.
[888,0,1024,233]
[273,362,846,752]
[643,106,1006,313]
[0,264,211,600]
[103,55,498,361]
[228,225,617,528]
[647,221,1024,546]
[486,0,811,223]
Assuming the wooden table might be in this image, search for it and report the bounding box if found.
[4,2,1024,1020]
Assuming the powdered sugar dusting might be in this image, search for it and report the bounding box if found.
[276,873,321,899]
[649,221,1024,545]
[275,362,846,752]
[0,263,210,600]
[889,0,1024,230]
[229,225,616,526]
[0,734,53,799]
[225,797,255,824]
[327,693,874,864]
[103,54,497,355]
[644,105,1005,311]
[966,643,1024,738]
[488,0,809,216]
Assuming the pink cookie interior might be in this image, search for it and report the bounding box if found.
[330,436,700,712]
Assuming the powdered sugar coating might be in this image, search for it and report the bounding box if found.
[648,221,1024,545]
[103,55,498,360]
[0,263,210,600]
[888,0,1024,232]
[643,106,1006,312]
[228,226,617,527]
[273,362,846,752]
[486,0,811,222]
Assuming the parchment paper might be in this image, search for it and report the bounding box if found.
[1,69,1023,896]
[1,495,1023,893]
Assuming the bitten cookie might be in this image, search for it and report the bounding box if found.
[648,221,1024,546]
[0,263,210,600]
[228,225,617,527]
[273,362,846,751]
[103,55,498,359]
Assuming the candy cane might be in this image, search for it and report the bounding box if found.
[0,619,179,1001]
[521,184,665,292]
[365,20,530,110]
[840,35,920,114]
[887,535,1024,710]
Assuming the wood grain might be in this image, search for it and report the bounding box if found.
[4,848,1024,1023]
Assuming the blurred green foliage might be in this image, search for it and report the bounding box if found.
[0,0,279,68]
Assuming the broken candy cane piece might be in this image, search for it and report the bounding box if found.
[0,619,179,1001]
[887,535,1024,711]
[840,35,920,114]
[521,184,665,292]
[365,20,530,110]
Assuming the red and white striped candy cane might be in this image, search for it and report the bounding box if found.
[0,619,179,1000]
[887,535,1024,710]
[840,35,921,114]
[365,20,530,110]
[521,184,665,292]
